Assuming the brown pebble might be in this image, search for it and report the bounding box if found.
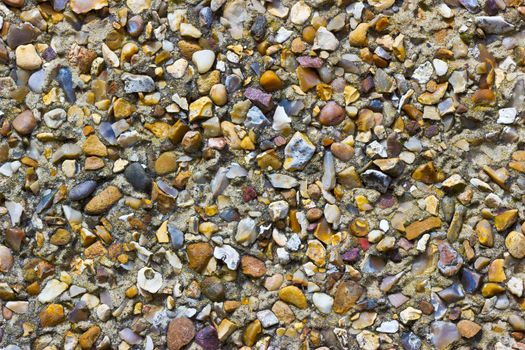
[12,110,37,135]
[167,317,195,350]
[187,242,213,272]
[241,255,267,278]
[319,101,345,126]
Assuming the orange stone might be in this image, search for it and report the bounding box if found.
[260,70,283,92]
[405,216,442,240]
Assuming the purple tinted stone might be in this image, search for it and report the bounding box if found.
[437,242,463,277]
[459,0,480,13]
[69,180,97,201]
[42,47,57,61]
[7,23,39,49]
[195,326,220,350]
[342,247,360,263]
[53,0,68,11]
[461,268,481,293]
[437,283,465,303]
[244,87,273,112]
[424,124,440,138]
[119,328,142,345]
[377,193,396,209]
[484,0,499,15]
[401,331,422,350]
[297,56,324,68]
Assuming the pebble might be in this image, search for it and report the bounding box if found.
[195,326,220,350]
[192,50,216,74]
[15,44,42,70]
[69,180,97,201]
[187,242,213,272]
[241,255,267,278]
[12,110,37,135]
[122,73,155,93]
[260,70,283,92]
[284,132,316,170]
[84,185,122,215]
[0,245,13,272]
[505,231,525,258]
[290,1,311,25]
[167,318,195,350]
[279,286,307,309]
[312,27,339,51]
[319,101,345,126]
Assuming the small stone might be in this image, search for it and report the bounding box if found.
[15,44,42,70]
[39,304,65,327]
[243,319,262,346]
[124,162,152,192]
[319,101,345,126]
[475,16,514,34]
[192,50,215,74]
[201,276,225,301]
[69,181,97,201]
[400,307,422,324]
[195,326,220,350]
[495,209,518,232]
[284,132,316,171]
[167,318,195,350]
[312,292,333,314]
[349,23,369,47]
[457,320,481,338]
[290,1,311,25]
[180,23,202,38]
[122,73,155,93]
[84,185,122,215]
[155,151,178,175]
[12,110,37,135]
[189,96,213,122]
[279,285,307,309]
[260,70,283,92]
[312,27,339,51]
[356,330,380,350]
[507,277,523,297]
[83,135,107,157]
[256,309,279,328]
[241,255,267,278]
[497,107,517,124]
[187,242,213,272]
[0,245,14,272]
[71,0,108,13]
[431,322,460,350]
[333,280,364,313]
[405,216,441,240]
[476,219,493,247]
[505,231,525,259]
[210,84,227,106]
[438,242,463,276]
[79,326,101,350]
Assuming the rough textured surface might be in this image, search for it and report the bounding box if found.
[1,0,525,349]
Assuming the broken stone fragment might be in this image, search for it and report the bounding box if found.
[284,132,316,171]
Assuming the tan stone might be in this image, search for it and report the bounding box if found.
[15,44,42,70]
[82,135,108,157]
[84,185,122,215]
